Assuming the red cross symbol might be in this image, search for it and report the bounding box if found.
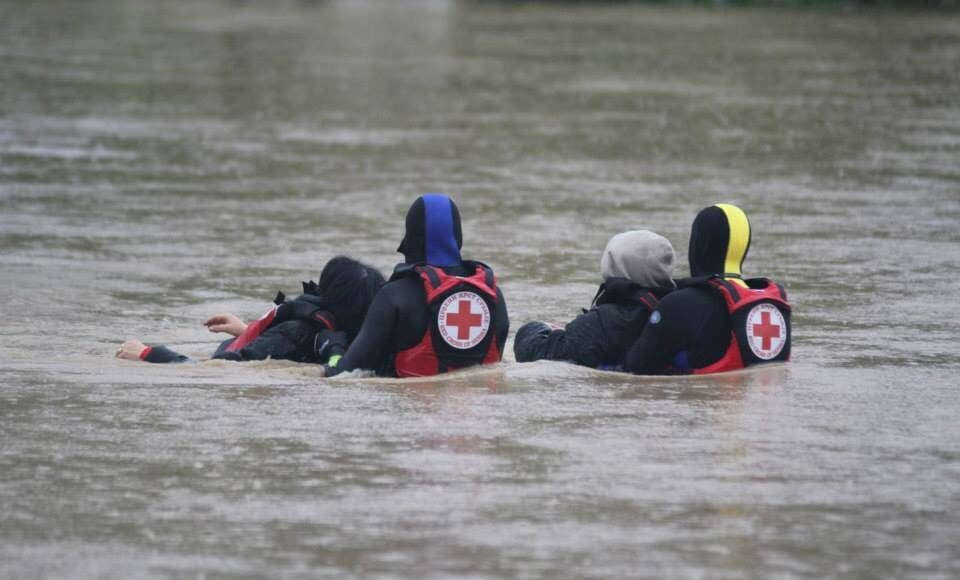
[752,310,782,351]
[446,300,483,340]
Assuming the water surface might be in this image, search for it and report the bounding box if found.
[1,1,959,578]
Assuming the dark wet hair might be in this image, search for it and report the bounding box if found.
[315,256,386,340]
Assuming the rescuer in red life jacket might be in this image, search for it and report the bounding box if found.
[622,204,792,375]
[324,194,509,378]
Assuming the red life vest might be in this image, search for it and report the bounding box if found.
[225,306,281,352]
[226,301,335,353]
[693,277,791,375]
[394,264,502,378]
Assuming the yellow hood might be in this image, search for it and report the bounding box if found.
[688,203,751,283]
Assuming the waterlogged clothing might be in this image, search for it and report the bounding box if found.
[622,277,790,374]
[514,230,675,370]
[134,257,384,367]
[138,293,347,365]
[393,263,502,377]
[141,344,191,363]
[326,194,509,378]
[622,283,728,374]
[325,262,508,377]
[514,278,668,369]
[140,321,343,364]
[624,204,792,375]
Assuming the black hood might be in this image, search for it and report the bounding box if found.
[306,256,385,340]
[397,194,463,266]
[688,204,751,278]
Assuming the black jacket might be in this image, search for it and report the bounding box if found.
[513,278,670,369]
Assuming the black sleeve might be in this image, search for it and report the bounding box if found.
[143,345,191,364]
[212,321,318,363]
[513,309,607,368]
[555,309,609,367]
[513,321,555,363]
[622,298,685,375]
[314,329,349,363]
[325,287,399,377]
[623,288,733,374]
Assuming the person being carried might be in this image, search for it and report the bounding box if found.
[623,204,791,375]
[115,256,385,365]
[324,194,509,378]
[513,230,676,370]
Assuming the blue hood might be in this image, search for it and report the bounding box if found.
[397,194,463,267]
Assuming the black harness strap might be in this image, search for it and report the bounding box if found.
[589,283,606,308]
[483,266,494,290]
[711,277,742,303]
[417,265,442,290]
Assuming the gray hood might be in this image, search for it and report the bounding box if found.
[600,230,675,288]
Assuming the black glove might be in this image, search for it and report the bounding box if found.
[513,321,557,363]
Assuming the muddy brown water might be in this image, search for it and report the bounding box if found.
[1,1,959,578]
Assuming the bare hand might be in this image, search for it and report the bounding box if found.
[204,312,247,337]
[116,339,148,361]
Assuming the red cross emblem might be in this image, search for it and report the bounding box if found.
[745,303,786,360]
[438,291,491,350]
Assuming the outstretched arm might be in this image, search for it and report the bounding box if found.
[212,320,339,364]
[325,290,397,377]
[204,313,247,337]
[513,309,607,368]
[116,339,190,363]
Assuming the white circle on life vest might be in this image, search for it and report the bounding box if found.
[745,303,787,360]
[437,291,491,350]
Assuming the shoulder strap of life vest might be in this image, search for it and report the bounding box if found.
[591,278,665,312]
[416,264,498,304]
[225,306,280,353]
[704,276,790,314]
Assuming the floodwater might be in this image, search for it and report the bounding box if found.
[1,0,959,577]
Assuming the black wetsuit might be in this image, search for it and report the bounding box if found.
[622,284,731,375]
[514,278,670,369]
[325,263,509,377]
[622,203,793,375]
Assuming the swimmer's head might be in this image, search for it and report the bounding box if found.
[397,194,463,266]
[600,230,675,288]
[688,204,751,279]
[315,256,386,339]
